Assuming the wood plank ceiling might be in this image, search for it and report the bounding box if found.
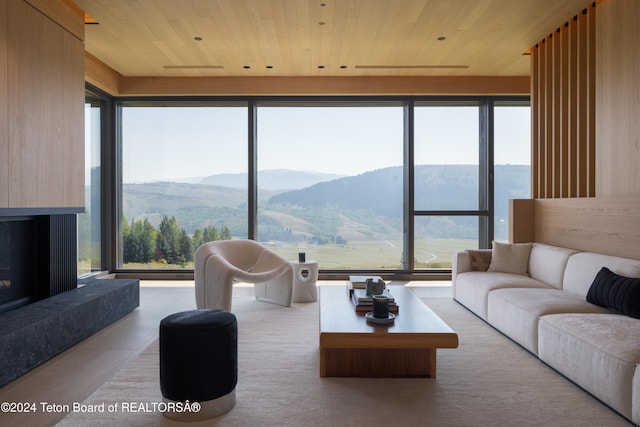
[73,0,593,78]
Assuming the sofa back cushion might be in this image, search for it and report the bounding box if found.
[563,252,640,297]
[528,243,578,289]
[487,242,532,275]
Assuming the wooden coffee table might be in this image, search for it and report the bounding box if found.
[319,285,458,377]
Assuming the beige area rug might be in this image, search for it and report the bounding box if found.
[57,287,631,427]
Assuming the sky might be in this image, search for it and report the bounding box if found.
[87,104,531,184]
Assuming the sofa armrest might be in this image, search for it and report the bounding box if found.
[452,251,471,286]
[452,249,492,285]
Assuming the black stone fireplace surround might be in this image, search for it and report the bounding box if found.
[0,214,78,313]
[0,211,139,387]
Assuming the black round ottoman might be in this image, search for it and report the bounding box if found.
[160,309,237,421]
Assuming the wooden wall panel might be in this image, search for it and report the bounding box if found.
[576,11,589,197]
[0,1,7,207]
[24,0,84,40]
[577,7,596,197]
[7,0,84,209]
[544,37,554,197]
[509,199,535,243]
[533,197,640,260]
[530,3,596,199]
[85,52,120,95]
[559,26,569,199]
[552,28,561,198]
[530,48,540,198]
[510,197,640,260]
[116,75,530,97]
[596,0,640,196]
[567,17,578,197]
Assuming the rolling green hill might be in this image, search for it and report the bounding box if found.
[199,169,345,189]
[121,165,530,241]
[122,182,251,233]
[267,165,530,219]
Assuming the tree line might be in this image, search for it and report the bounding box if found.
[122,215,231,266]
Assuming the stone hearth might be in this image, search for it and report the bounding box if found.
[0,278,139,387]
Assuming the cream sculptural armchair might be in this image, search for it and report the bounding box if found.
[194,239,294,311]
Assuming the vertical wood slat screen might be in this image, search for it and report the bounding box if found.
[531,2,596,199]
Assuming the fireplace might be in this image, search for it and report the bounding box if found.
[0,219,37,313]
[0,214,78,314]
[0,212,139,387]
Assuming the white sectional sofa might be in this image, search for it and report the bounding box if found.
[452,242,640,425]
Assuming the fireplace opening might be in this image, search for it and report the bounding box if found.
[0,214,78,315]
[0,219,39,313]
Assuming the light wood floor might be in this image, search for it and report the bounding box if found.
[0,280,450,427]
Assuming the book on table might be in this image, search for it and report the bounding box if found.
[350,289,399,313]
[348,275,384,290]
[352,288,395,303]
[347,275,385,297]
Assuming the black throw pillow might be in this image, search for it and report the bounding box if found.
[586,267,640,319]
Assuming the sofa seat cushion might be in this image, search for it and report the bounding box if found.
[487,288,610,354]
[454,271,551,320]
[538,313,640,419]
[634,368,640,425]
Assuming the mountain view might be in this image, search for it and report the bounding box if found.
[198,169,345,190]
[121,165,530,245]
[78,165,530,269]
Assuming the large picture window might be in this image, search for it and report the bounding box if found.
[413,103,482,269]
[494,103,531,241]
[414,105,480,211]
[118,103,248,269]
[78,98,103,275]
[113,97,529,273]
[256,103,404,269]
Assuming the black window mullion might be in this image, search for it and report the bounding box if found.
[248,100,257,240]
[404,99,414,271]
[114,101,124,269]
[479,102,493,248]
[487,102,495,247]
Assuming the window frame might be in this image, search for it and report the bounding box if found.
[80,84,115,278]
[104,95,529,279]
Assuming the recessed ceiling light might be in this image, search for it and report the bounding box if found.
[266,65,274,69]
[84,13,98,24]
[340,65,347,69]
[243,65,251,69]
[318,65,325,69]
[319,21,326,25]
[194,36,203,41]
[437,36,446,41]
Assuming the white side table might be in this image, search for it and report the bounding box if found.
[291,261,319,303]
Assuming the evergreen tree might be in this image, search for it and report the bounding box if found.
[203,226,220,243]
[122,215,233,266]
[122,218,137,263]
[157,216,181,264]
[192,228,203,249]
[140,219,157,262]
[121,216,131,238]
[180,229,194,264]
[123,218,156,263]
[220,225,232,240]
